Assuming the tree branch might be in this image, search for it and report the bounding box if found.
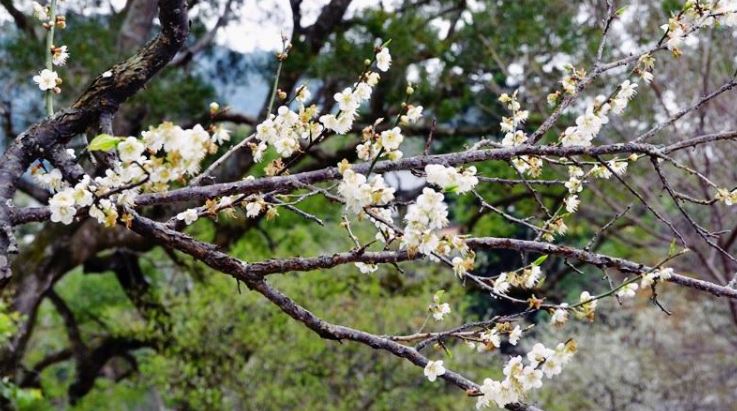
[0,0,190,279]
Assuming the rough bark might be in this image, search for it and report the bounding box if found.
[0,0,190,280]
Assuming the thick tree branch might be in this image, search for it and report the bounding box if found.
[0,0,189,279]
[126,211,543,411]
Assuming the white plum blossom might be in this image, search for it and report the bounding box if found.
[245,200,263,218]
[479,329,501,349]
[376,47,391,72]
[567,165,583,178]
[334,87,359,112]
[117,137,145,163]
[493,273,511,295]
[49,189,76,225]
[608,160,628,176]
[565,177,582,194]
[176,209,199,225]
[508,325,522,345]
[251,141,268,163]
[354,82,372,101]
[401,188,449,255]
[320,113,353,135]
[641,71,654,83]
[610,80,638,114]
[590,164,611,179]
[355,262,378,273]
[641,267,674,288]
[424,164,478,194]
[519,367,544,390]
[503,355,523,378]
[550,304,569,326]
[379,127,404,151]
[431,302,451,320]
[405,190,449,231]
[511,155,543,176]
[88,199,118,227]
[451,256,469,278]
[541,354,563,377]
[575,108,606,140]
[71,177,94,207]
[366,72,380,86]
[579,291,598,319]
[501,130,527,147]
[564,195,579,213]
[35,168,64,192]
[33,69,59,91]
[401,105,423,123]
[523,265,543,288]
[475,341,574,409]
[560,127,590,147]
[52,46,69,66]
[527,343,553,368]
[423,360,445,382]
[476,379,502,409]
[356,142,379,161]
[616,282,639,299]
[295,86,311,103]
[338,169,395,214]
[211,126,230,144]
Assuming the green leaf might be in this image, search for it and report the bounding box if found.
[668,239,677,257]
[532,255,548,266]
[616,6,628,16]
[88,134,122,152]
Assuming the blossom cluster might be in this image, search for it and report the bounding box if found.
[31,1,68,96]
[42,122,228,227]
[470,322,523,352]
[252,46,402,174]
[499,91,529,148]
[400,188,449,256]
[28,3,711,402]
[474,341,576,409]
[661,2,737,56]
[614,266,674,301]
[559,80,638,147]
[397,187,476,271]
[561,157,631,224]
[496,92,543,178]
[424,164,478,194]
[355,92,423,164]
[716,187,737,206]
[337,167,395,214]
[255,104,322,159]
[428,290,451,321]
[491,263,544,296]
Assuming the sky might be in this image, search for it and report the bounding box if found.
[0,0,400,52]
[216,0,400,53]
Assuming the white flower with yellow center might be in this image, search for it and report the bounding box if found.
[379,127,404,151]
[423,360,446,382]
[33,69,59,91]
[176,209,199,225]
[118,137,145,163]
[376,47,391,72]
